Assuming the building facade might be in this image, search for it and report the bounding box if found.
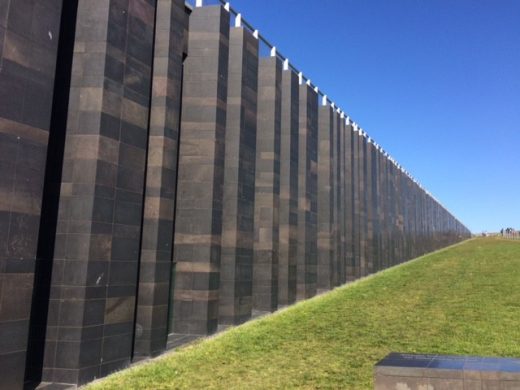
[0,1,471,388]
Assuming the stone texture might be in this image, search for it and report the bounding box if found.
[278,66,299,306]
[0,1,63,388]
[358,131,367,277]
[317,103,334,293]
[343,118,353,284]
[330,111,341,287]
[350,127,361,280]
[0,3,472,388]
[219,26,258,326]
[41,0,157,386]
[252,56,281,314]
[171,5,230,336]
[133,0,186,360]
[296,83,318,300]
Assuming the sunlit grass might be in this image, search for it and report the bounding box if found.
[86,238,520,389]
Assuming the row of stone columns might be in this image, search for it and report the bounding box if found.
[0,2,471,388]
[169,4,470,341]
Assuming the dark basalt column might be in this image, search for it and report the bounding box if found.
[0,1,63,388]
[337,114,345,285]
[338,115,347,285]
[390,161,398,266]
[171,5,229,337]
[296,83,318,300]
[343,119,353,284]
[278,67,299,306]
[317,102,334,293]
[42,0,157,385]
[219,26,258,326]
[365,138,374,274]
[133,0,186,360]
[350,128,360,281]
[371,142,381,273]
[330,110,340,287]
[384,152,392,268]
[358,132,367,276]
[253,55,281,314]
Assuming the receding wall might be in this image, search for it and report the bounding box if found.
[0,2,471,388]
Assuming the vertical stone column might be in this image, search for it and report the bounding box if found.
[296,82,318,300]
[359,132,367,276]
[0,1,63,388]
[405,173,412,260]
[219,26,258,326]
[350,128,360,280]
[390,162,398,265]
[410,177,417,259]
[339,116,347,284]
[172,5,229,336]
[133,0,185,360]
[330,111,340,287]
[374,144,381,272]
[42,0,157,385]
[317,102,334,293]
[253,55,281,314]
[379,151,387,269]
[399,167,405,260]
[344,119,353,283]
[278,67,298,306]
[365,138,374,274]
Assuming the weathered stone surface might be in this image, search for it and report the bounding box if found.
[278,67,299,306]
[317,104,334,293]
[0,0,63,387]
[296,83,318,300]
[41,0,157,386]
[133,0,186,360]
[0,3,472,388]
[253,56,282,314]
[171,5,230,336]
[219,26,258,326]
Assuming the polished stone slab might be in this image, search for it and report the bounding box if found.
[375,353,520,389]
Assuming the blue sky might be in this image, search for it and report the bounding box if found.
[219,0,520,233]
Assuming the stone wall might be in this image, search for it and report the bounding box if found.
[0,2,471,388]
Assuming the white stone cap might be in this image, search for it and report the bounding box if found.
[283,58,289,70]
[235,13,242,28]
[298,72,304,85]
[270,46,276,57]
[322,95,328,106]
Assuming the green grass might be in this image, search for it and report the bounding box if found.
[86,238,520,389]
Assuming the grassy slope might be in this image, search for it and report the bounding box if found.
[87,238,520,389]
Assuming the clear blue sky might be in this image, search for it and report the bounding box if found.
[219,0,520,233]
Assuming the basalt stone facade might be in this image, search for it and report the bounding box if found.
[0,1,471,388]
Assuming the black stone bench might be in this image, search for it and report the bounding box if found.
[374,352,520,389]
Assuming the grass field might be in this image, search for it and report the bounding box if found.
[86,238,520,389]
